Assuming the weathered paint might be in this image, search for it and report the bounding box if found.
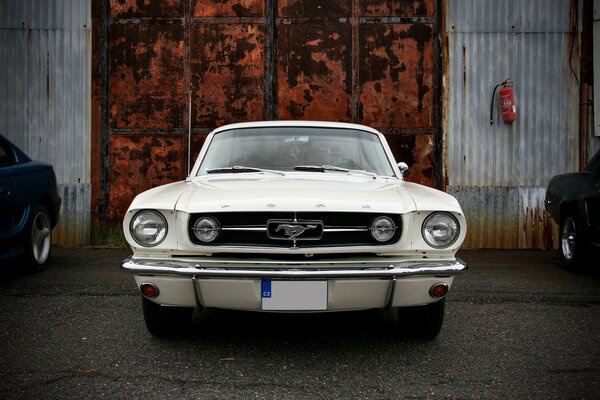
[277,23,353,121]
[110,0,182,18]
[386,134,436,186]
[192,0,264,17]
[360,0,434,16]
[279,0,350,17]
[109,23,184,129]
[191,23,266,127]
[98,0,441,224]
[108,135,184,220]
[359,23,434,128]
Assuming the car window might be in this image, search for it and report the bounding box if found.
[0,138,16,167]
[197,127,396,177]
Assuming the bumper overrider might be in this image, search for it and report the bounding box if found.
[121,257,468,310]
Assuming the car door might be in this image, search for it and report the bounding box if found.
[0,139,17,242]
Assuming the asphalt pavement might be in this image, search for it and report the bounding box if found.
[0,247,599,399]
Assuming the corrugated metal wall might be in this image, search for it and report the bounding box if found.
[445,0,580,248]
[0,0,91,245]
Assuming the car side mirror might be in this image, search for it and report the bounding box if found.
[397,162,409,178]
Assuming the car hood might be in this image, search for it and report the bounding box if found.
[129,173,462,214]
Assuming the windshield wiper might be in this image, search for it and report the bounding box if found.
[206,166,286,176]
[293,165,377,178]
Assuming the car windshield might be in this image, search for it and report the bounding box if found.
[196,127,396,177]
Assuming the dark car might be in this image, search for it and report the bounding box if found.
[0,134,61,270]
[545,148,600,269]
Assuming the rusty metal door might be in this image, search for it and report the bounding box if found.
[95,0,440,223]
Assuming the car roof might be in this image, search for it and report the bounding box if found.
[210,120,382,135]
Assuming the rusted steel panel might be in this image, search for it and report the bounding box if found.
[110,0,183,19]
[192,0,264,17]
[108,135,183,221]
[278,0,350,17]
[191,24,266,127]
[277,23,352,121]
[359,23,434,129]
[109,22,184,129]
[385,134,435,187]
[360,0,434,17]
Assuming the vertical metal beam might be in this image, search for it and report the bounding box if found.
[265,0,276,120]
[184,0,191,175]
[579,0,593,168]
[351,0,360,123]
[434,0,443,190]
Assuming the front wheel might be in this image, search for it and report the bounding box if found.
[24,204,53,271]
[397,298,446,340]
[559,211,587,270]
[142,297,193,337]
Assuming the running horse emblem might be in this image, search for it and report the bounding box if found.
[276,224,318,239]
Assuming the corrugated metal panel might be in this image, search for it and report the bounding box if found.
[0,0,91,245]
[447,0,571,33]
[445,0,579,249]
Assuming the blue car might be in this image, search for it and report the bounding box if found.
[0,134,61,270]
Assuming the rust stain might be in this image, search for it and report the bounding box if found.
[108,135,183,222]
[109,23,184,129]
[359,23,434,128]
[279,0,350,17]
[361,0,434,16]
[192,0,264,17]
[385,134,434,187]
[277,24,352,121]
[191,24,266,127]
[110,0,182,18]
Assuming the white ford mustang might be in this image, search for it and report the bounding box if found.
[121,121,467,339]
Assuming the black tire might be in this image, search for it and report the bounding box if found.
[397,298,446,340]
[559,211,587,270]
[141,297,193,338]
[23,204,53,272]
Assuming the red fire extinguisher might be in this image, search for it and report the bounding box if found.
[490,78,517,124]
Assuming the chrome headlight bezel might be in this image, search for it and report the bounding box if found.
[422,212,460,249]
[192,216,221,243]
[370,216,397,243]
[129,210,168,247]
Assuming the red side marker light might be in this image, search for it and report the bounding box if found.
[140,282,159,298]
[429,283,448,299]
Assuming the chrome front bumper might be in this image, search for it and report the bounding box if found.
[120,257,468,279]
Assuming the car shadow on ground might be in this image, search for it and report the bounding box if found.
[150,307,436,347]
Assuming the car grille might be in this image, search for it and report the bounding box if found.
[188,212,402,248]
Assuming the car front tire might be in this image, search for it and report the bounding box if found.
[24,204,53,271]
[559,211,587,270]
[397,298,446,340]
[141,297,193,338]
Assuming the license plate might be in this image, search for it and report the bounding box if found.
[261,280,327,311]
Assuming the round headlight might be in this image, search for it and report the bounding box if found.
[422,212,459,248]
[370,216,397,242]
[193,217,220,243]
[130,210,168,247]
